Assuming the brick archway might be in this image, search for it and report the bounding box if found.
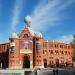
[55,58,59,67]
[23,54,30,68]
[43,59,47,68]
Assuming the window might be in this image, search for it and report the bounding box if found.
[49,44,53,48]
[49,50,53,54]
[49,57,53,59]
[55,44,58,48]
[49,61,51,64]
[45,50,47,54]
[51,50,53,54]
[43,50,47,54]
[9,46,15,53]
[43,43,47,48]
[68,46,70,49]
[49,61,53,64]
[37,56,38,57]
[61,60,64,63]
[68,51,70,55]
[65,51,67,54]
[23,34,28,38]
[60,57,64,59]
[45,50,47,52]
[55,50,59,54]
[4,45,5,50]
[61,51,64,54]
[64,45,67,48]
[60,45,63,48]
[39,56,41,57]
[51,61,53,64]
[43,50,44,54]
[36,42,40,50]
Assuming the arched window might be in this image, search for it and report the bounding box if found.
[23,34,29,38]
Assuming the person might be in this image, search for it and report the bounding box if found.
[35,70,37,75]
[37,68,40,75]
[53,69,55,75]
[56,68,58,75]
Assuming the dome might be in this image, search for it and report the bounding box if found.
[11,32,18,38]
[28,27,43,38]
[24,16,31,24]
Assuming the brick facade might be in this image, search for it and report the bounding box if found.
[0,25,73,69]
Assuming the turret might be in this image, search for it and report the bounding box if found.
[9,32,20,69]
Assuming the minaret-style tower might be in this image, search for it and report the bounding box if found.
[9,33,20,68]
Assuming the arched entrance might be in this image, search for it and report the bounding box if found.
[43,59,47,68]
[55,59,59,67]
[23,54,30,68]
[0,54,8,69]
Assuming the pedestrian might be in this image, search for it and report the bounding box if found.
[53,69,55,75]
[35,70,37,75]
[37,68,40,75]
[56,68,58,75]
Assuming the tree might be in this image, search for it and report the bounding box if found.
[70,34,75,61]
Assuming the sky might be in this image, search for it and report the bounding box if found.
[0,0,75,43]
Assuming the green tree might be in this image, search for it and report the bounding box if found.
[70,35,75,61]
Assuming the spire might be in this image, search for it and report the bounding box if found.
[24,16,31,27]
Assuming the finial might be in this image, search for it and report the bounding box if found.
[24,16,31,27]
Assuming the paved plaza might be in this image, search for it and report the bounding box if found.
[34,68,75,75]
[0,68,75,75]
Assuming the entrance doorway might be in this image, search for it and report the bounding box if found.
[0,54,8,69]
[23,54,30,68]
[43,59,47,68]
[55,59,59,67]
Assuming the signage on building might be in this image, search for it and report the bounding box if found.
[9,42,15,53]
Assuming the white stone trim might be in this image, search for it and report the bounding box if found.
[20,52,32,54]
[30,66,33,68]
[35,65,44,68]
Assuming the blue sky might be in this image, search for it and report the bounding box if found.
[0,0,75,43]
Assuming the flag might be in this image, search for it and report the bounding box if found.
[28,43,30,49]
[20,40,24,48]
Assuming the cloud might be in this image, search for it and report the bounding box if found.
[30,0,75,31]
[56,34,73,44]
[11,0,24,32]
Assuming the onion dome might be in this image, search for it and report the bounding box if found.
[24,16,32,27]
[28,27,43,38]
[10,32,18,38]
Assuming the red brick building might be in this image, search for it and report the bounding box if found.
[0,16,73,69]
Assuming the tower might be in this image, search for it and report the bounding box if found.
[9,33,20,68]
[19,16,33,68]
